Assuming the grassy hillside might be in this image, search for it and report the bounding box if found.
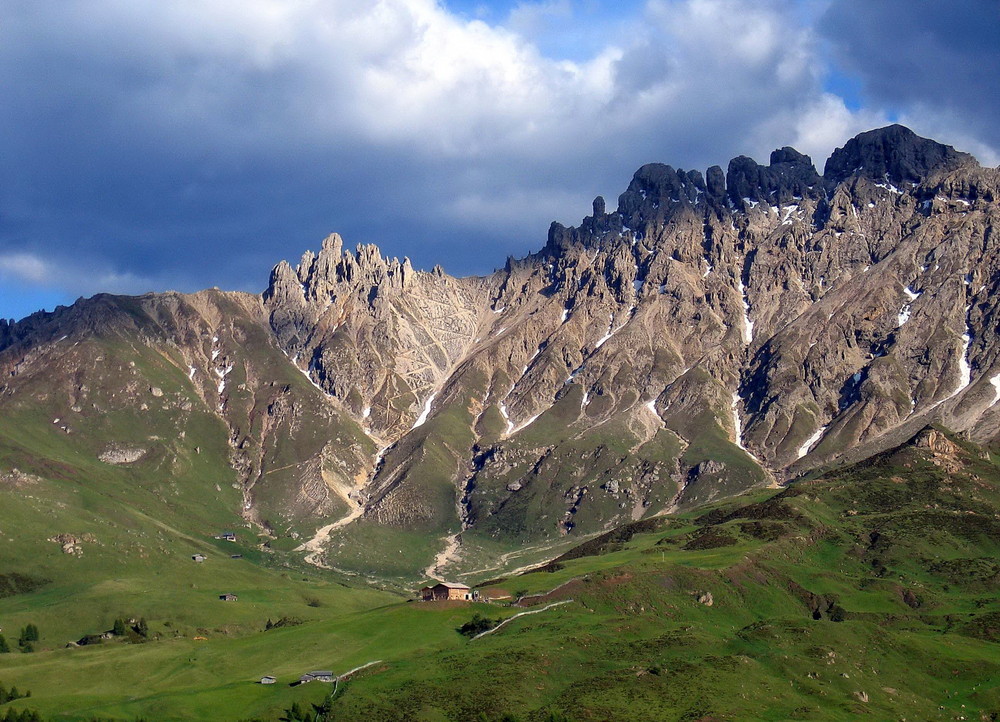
[305,428,1000,720]
[2,427,1000,720]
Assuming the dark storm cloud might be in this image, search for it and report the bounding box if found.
[820,0,1000,158]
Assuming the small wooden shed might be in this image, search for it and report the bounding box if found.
[219,593,238,602]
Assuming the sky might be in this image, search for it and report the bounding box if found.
[2,0,998,322]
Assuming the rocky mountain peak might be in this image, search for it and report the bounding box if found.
[769,146,812,166]
[264,233,414,314]
[823,123,975,187]
[726,146,822,206]
[620,163,710,213]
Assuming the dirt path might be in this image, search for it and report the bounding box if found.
[471,599,573,639]
[331,659,383,697]
[518,578,580,605]
[423,532,462,579]
[455,539,562,578]
[296,503,365,568]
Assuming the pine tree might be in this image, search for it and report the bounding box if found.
[137,618,148,637]
[281,701,306,722]
[0,634,10,653]
[113,618,127,636]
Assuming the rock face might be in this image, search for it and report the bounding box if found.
[823,124,973,187]
[263,233,485,440]
[727,146,823,205]
[3,124,1000,576]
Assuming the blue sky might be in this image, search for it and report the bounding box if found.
[2,0,998,322]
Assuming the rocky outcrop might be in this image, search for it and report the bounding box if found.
[727,146,823,205]
[48,533,96,556]
[0,468,42,488]
[824,124,974,187]
[98,446,147,464]
[263,232,487,439]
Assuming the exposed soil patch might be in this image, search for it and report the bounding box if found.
[787,580,846,621]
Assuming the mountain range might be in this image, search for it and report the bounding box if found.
[3,123,998,582]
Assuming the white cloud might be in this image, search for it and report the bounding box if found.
[13,0,845,161]
[0,253,49,284]
[0,252,159,298]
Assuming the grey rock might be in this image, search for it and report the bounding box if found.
[99,446,146,464]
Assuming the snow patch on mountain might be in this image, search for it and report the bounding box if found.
[412,392,437,429]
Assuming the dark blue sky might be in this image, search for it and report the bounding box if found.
[2,0,998,322]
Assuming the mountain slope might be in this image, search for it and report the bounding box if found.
[314,427,1000,721]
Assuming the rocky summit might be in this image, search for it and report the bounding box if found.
[3,124,999,580]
